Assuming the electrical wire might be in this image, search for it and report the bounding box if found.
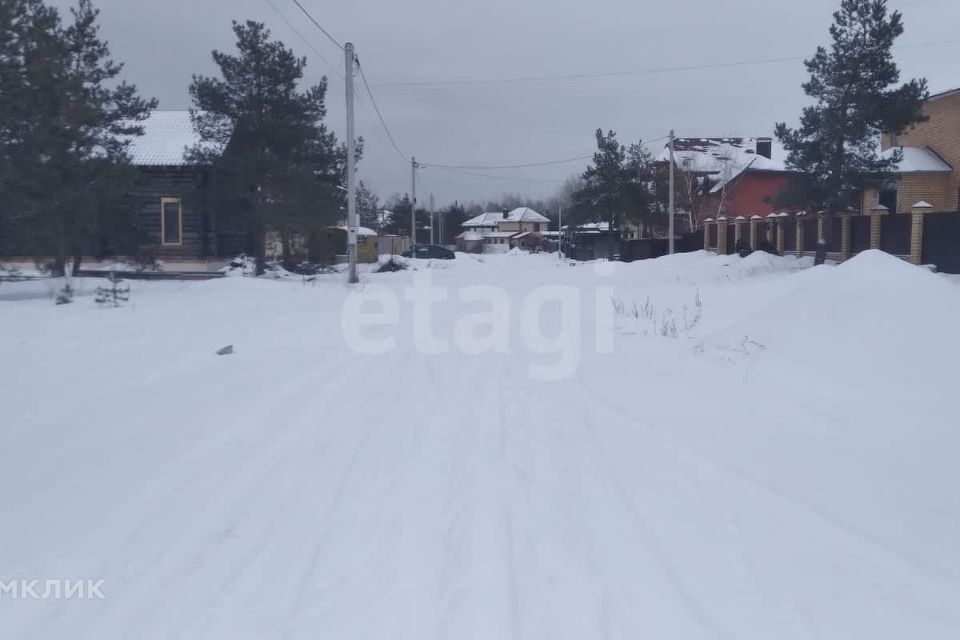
[356,60,412,164]
[370,38,960,88]
[426,165,569,184]
[263,0,344,80]
[287,0,344,51]
[419,135,670,172]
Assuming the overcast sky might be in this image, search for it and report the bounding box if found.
[51,0,960,208]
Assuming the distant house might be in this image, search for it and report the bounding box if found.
[862,87,959,214]
[659,137,794,227]
[459,207,551,252]
[126,110,224,266]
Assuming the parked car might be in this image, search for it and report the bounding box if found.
[403,244,456,259]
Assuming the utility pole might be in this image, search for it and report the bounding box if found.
[345,42,358,284]
[410,156,417,253]
[430,193,435,245]
[668,129,676,255]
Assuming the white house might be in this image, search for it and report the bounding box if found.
[459,207,551,252]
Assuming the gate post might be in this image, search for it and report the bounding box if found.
[910,201,932,265]
[717,217,728,254]
[704,218,714,252]
[841,213,851,260]
[750,215,761,250]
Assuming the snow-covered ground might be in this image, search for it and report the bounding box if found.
[1,250,959,639]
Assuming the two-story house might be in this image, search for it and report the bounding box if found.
[659,137,795,228]
[862,87,960,214]
[458,207,550,252]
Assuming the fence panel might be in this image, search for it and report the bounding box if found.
[783,220,797,253]
[802,218,819,251]
[850,216,871,254]
[677,231,703,253]
[619,239,669,262]
[922,211,960,273]
[828,216,844,253]
[880,214,911,255]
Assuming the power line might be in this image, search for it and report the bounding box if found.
[370,38,960,88]
[426,165,569,184]
[421,154,593,170]
[420,135,670,171]
[263,0,343,80]
[356,59,412,164]
[288,0,344,51]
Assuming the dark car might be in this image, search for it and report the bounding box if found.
[403,244,456,259]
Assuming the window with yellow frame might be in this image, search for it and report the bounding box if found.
[161,197,182,245]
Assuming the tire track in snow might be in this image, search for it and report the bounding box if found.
[31,351,377,639]
[580,378,960,610]
[580,396,732,640]
[280,352,410,638]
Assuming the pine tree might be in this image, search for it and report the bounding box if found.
[188,21,352,274]
[0,0,155,275]
[775,0,927,264]
[94,271,129,307]
[571,129,661,260]
[356,180,380,231]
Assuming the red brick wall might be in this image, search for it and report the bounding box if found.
[705,172,792,218]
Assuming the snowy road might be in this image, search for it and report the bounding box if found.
[1,251,959,639]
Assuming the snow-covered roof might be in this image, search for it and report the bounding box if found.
[659,137,791,194]
[463,207,549,228]
[883,147,952,173]
[463,212,503,227]
[484,231,519,238]
[563,222,610,233]
[336,226,378,237]
[506,207,550,223]
[126,111,201,166]
[661,137,787,173]
[456,231,484,241]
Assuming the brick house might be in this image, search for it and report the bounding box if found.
[862,87,960,214]
[659,137,795,227]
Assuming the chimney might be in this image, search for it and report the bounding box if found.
[756,137,773,159]
[502,209,509,219]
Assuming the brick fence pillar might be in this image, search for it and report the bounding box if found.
[703,218,713,251]
[841,214,851,260]
[717,218,727,254]
[734,217,744,248]
[910,201,932,265]
[750,216,760,250]
[776,216,785,254]
[870,205,887,250]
